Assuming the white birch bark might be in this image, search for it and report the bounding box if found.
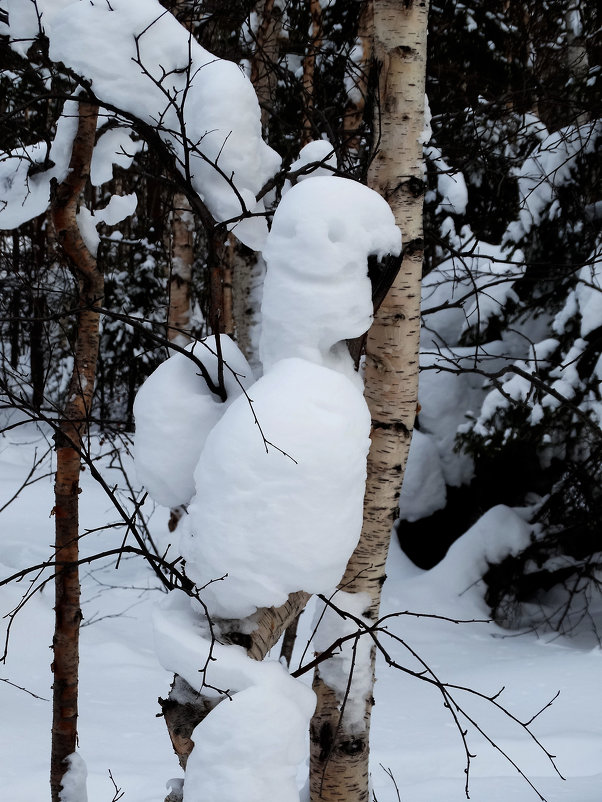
[168,193,194,348]
[310,1,430,799]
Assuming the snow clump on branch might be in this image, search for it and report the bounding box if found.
[133,336,255,509]
[136,177,401,620]
[3,0,280,249]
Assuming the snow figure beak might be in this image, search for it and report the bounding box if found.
[368,252,404,315]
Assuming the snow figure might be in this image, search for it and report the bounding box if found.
[135,177,400,617]
[178,176,401,619]
[136,174,400,802]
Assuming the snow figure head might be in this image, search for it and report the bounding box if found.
[259,176,401,373]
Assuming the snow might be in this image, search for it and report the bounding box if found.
[4,0,281,249]
[575,245,602,337]
[260,176,401,377]
[183,684,310,802]
[77,194,138,256]
[134,175,398,619]
[59,752,88,802]
[544,339,587,410]
[421,225,524,344]
[398,429,447,521]
[133,336,255,509]
[288,140,337,181]
[510,121,602,238]
[566,8,584,39]
[426,146,468,215]
[418,215,534,493]
[417,347,488,487]
[0,99,78,228]
[153,591,315,802]
[313,590,373,730]
[90,123,144,187]
[425,505,532,610]
[1,427,601,800]
[419,93,432,146]
[181,358,371,618]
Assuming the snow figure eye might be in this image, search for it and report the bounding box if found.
[328,219,346,243]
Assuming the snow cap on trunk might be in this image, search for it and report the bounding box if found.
[58,752,88,802]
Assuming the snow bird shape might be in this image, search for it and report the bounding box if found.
[134,175,401,619]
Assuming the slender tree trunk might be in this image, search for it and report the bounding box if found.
[168,193,194,347]
[342,0,373,164]
[231,0,283,365]
[50,101,101,802]
[31,215,48,412]
[310,1,429,800]
[9,233,21,370]
[208,228,234,337]
[300,0,323,148]
[564,2,589,126]
[250,0,281,132]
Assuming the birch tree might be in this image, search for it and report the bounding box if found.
[310,2,430,799]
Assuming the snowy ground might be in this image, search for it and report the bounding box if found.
[1,424,600,801]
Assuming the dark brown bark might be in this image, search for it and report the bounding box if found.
[208,227,234,337]
[231,0,283,364]
[9,233,21,370]
[300,0,323,147]
[50,101,102,802]
[250,0,282,131]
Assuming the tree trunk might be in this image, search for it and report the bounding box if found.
[168,192,194,347]
[250,0,282,132]
[564,2,589,126]
[342,0,373,166]
[50,101,102,802]
[300,0,323,147]
[309,1,429,799]
[31,215,49,412]
[160,589,310,780]
[231,0,283,366]
[9,233,20,370]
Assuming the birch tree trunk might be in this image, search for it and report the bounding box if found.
[168,193,194,348]
[231,0,282,365]
[50,101,102,802]
[310,1,429,799]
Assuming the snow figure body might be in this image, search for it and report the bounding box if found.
[178,176,401,619]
